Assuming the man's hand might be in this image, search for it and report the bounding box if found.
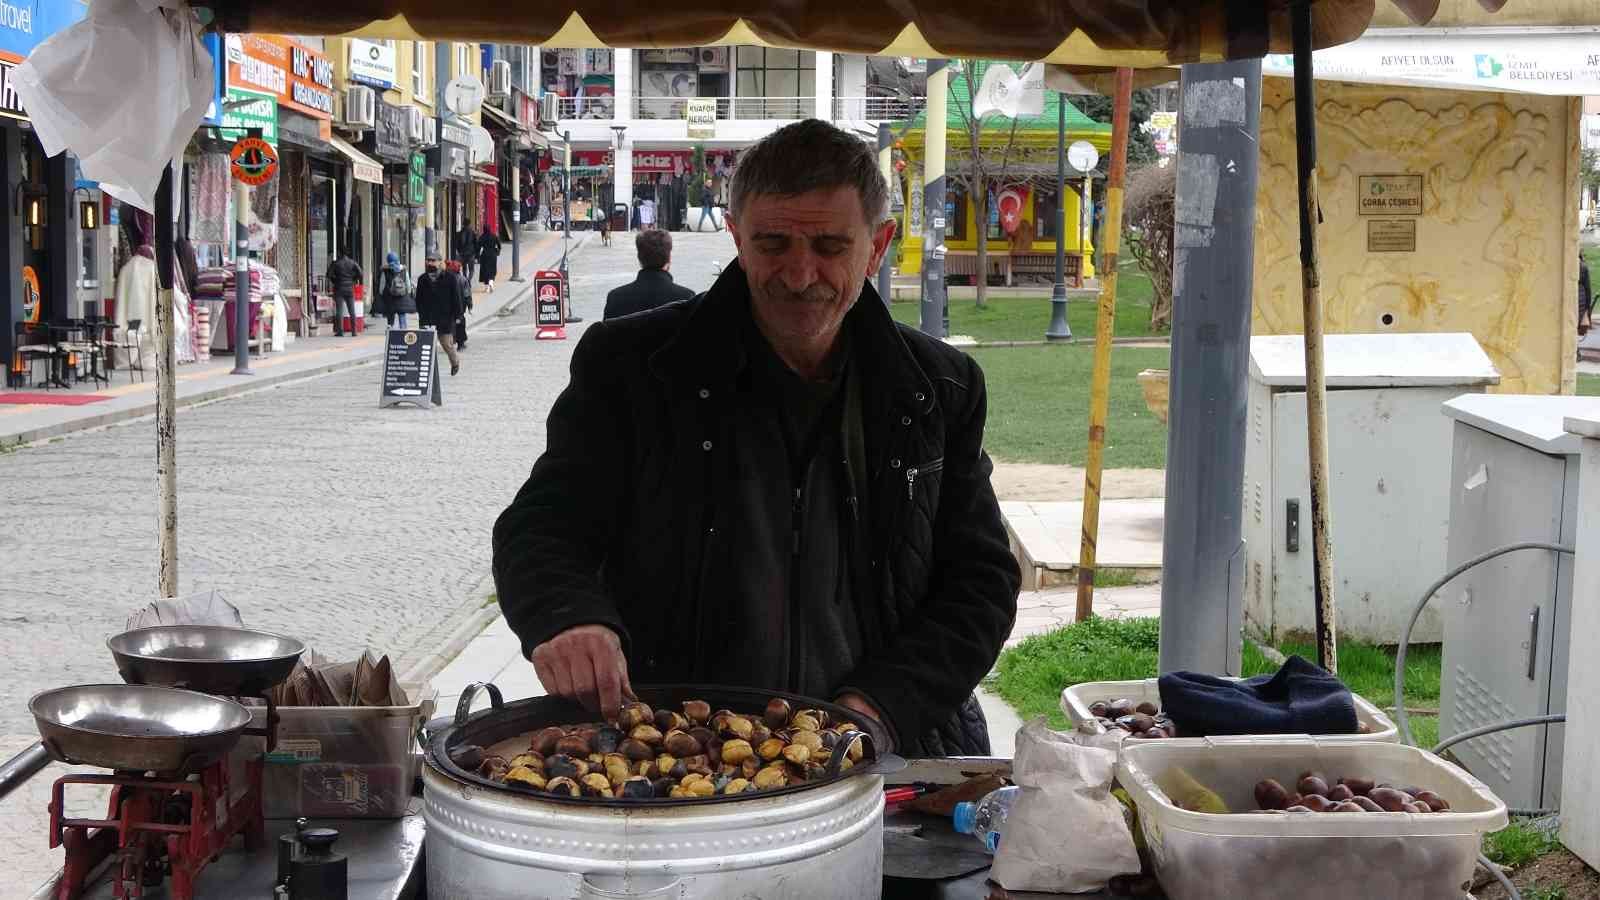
[530,625,633,720]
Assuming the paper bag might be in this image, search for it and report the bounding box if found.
[990,719,1142,893]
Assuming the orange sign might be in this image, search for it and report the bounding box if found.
[21,266,39,323]
[230,137,279,186]
[224,34,335,120]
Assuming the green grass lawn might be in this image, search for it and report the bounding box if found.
[1580,373,1599,396]
[975,344,1170,468]
[993,616,1442,748]
[890,261,1161,343]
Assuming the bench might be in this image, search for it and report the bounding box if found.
[944,249,1083,286]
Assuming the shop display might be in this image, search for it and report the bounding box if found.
[460,697,867,800]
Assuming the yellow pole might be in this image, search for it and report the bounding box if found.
[1076,68,1134,623]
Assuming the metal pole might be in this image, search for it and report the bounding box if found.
[1045,95,1072,341]
[509,143,523,281]
[1157,59,1262,677]
[920,60,949,338]
[1080,172,1091,287]
[1075,68,1134,623]
[1291,1,1338,673]
[154,164,179,598]
[877,122,893,308]
[231,177,253,376]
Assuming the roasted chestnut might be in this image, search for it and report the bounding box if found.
[450,744,486,770]
[618,702,654,731]
[722,716,755,741]
[663,729,702,758]
[654,710,688,733]
[684,777,715,798]
[741,756,761,779]
[723,777,752,795]
[722,739,755,765]
[758,738,786,761]
[683,754,715,777]
[545,776,581,798]
[629,724,664,747]
[753,766,788,790]
[556,733,594,757]
[529,726,565,756]
[682,700,712,725]
[594,726,624,755]
[748,722,773,746]
[791,713,821,732]
[545,754,585,780]
[688,726,717,748]
[581,773,613,796]
[782,743,811,765]
[618,776,654,799]
[619,738,655,762]
[790,730,824,753]
[505,766,546,790]
[764,698,792,729]
[508,753,544,771]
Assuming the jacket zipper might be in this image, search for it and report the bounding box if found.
[792,487,803,556]
[905,458,945,500]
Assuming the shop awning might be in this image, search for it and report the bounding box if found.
[213,0,1499,67]
[329,135,384,185]
[470,167,498,185]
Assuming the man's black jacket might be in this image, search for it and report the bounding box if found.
[604,268,696,320]
[414,270,463,332]
[493,262,1020,755]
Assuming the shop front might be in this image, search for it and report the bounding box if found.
[365,98,414,282]
[544,147,738,232]
[430,122,472,257]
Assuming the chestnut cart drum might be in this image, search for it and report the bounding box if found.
[422,684,900,900]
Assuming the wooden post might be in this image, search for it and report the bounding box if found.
[1075,67,1133,622]
[154,164,178,598]
[1291,0,1337,673]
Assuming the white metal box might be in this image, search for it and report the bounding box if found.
[1440,395,1598,814]
[1559,410,1600,871]
[1243,333,1499,645]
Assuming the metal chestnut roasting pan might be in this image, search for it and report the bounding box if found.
[423,682,906,807]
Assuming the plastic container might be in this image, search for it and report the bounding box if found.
[259,683,437,819]
[1061,677,1398,743]
[952,785,1019,853]
[1116,737,1507,900]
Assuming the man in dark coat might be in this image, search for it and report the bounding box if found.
[453,225,476,286]
[325,250,363,337]
[603,230,696,320]
[414,253,464,375]
[493,120,1019,757]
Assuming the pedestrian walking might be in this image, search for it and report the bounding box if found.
[378,252,416,329]
[604,230,696,320]
[415,253,463,375]
[446,259,473,351]
[696,174,720,232]
[639,197,656,231]
[598,205,612,247]
[477,224,502,294]
[1581,252,1593,338]
[325,249,363,337]
[454,224,477,286]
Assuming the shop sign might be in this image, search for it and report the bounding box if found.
[640,49,695,66]
[408,152,426,206]
[225,34,333,120]
[0,0,84,64]
[518,91,538,129]
[201,32,226,127]
[219,87,278,146]
[0,57,26,120]
[1367,219,1416,253]
[440,121,471,148]
[230,136,279,186]
[348,38,396,90]
[374,99,409,162]
[1262,33,1600,97]
[686,98,716,139]
[1358,174,1423,216]
[380,327,442,408]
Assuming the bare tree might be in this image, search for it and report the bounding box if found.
[948,60,1034,309]
[1124,163,1176,331]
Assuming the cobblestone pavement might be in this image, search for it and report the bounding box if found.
[0,231,736,893]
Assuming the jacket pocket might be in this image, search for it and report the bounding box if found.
[904,457,944,501]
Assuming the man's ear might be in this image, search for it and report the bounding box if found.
[867,218,898,276]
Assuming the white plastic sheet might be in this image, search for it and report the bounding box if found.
[13,0,214,212]
[989,719,1142,893]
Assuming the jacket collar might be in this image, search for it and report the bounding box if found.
[649,259,935,415]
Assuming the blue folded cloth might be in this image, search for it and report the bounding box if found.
[1157,655,1358,737]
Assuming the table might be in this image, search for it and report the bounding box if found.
[30,801,425,900]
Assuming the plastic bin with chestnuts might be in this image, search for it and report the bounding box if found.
[1061,677,1398,743]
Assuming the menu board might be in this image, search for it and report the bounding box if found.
[536,274,564,327]
[380,327,442,407]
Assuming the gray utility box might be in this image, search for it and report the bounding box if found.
[1243,333,1499,645]
[1440,394,1600,812]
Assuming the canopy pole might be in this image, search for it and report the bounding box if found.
[1292,0,1338,673]
[1075,67,1133,622]
[154,163,178,599]
[920,60,949,338]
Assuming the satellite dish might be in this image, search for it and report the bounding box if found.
[469,124,496,165]
[444,76,485,117]
[1068,140,1099,174]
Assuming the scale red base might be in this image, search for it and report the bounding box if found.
[534,269,567,341]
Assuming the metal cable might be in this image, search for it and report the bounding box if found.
[1395,541,1573,747]
[1478,851,1521,900]
[1431,715,1566,757]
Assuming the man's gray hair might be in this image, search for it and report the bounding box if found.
[730,119,889,225]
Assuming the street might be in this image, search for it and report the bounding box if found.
[0,229,737,890]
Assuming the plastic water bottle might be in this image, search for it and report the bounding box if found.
[952,785,1019,853]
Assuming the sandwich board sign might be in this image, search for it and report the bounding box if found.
[380,327,443,407]
[534,270,567,340]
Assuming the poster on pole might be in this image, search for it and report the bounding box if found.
[686,98,717,139]
[379,327,443,407]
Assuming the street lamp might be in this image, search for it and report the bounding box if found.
[610,124,627,232]
[1045,96,1073,341]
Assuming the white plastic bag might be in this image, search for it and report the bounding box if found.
[13,0,215,212]
[990,718,1142,893]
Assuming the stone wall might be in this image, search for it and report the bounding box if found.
[1252,78,1580,394]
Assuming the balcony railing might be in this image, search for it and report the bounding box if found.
[833,96,927,121]
[634,96,815,121]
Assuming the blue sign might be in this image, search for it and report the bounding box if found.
[201,31,225,126]
[0,0,87,63]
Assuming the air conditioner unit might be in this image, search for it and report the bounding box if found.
[539,92,559,126]
[541,49,560,72]
[408,105,426,143]
[343,85,376,129]
[423,117,438,147]
[698,47,729,74]
[489,60,512,98]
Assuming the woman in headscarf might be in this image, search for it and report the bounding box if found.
[477,223,502,293]
[378,251,417,328]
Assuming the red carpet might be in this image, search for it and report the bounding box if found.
[0,391,109,406]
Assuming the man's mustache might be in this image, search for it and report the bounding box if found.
[764,282,839,304]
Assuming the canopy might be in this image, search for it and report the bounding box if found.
[208,0,1494,67]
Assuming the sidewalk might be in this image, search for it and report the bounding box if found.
[0,231,579,447]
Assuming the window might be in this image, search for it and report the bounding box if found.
[947,187,967,241]
[79,226,99,288]
[1034,186,1060,241]
[456,43,472,80]
[734,47,815,116]
[413,42,430,104]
